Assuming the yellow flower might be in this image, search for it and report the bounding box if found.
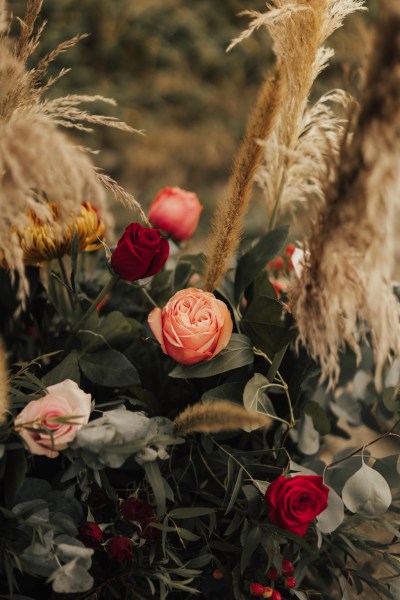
[15,202,105,266]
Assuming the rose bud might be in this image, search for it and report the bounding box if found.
[271,591,282,600]
[78,521,103,549]
[284,577,297,589]
[148,186,203,241]
[111,222,169,282]
[107,536,133,566]
[148,288,233,365]
[212,569,224,580]
[262,588,273,599]
[282,559,295,575]
[250,583,265,597]
[264,475,329,537]
[267,567,280,580]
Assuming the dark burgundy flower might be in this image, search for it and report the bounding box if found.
[111,222,169,281]
[121,497,158,540]
[78,521,103,549]
[107,536,133,566]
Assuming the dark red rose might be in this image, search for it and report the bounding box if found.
[121,498,158,540]
[264,475,329,537]
[107,536,133,566]
[78,521,103,549]
[111,223,169,281]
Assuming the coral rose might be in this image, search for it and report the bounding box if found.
[147,288,233,365]
[264,475,329,537]
[14,379,91,458]
[111,222,169,281]
[148,186,203,241]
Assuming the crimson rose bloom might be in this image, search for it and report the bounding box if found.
[121,497,158,539]
[107,536,133,566]
[78,521,103,549]
[264,475,329,537]
[111,223,169,281]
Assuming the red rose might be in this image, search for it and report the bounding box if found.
[111,223,169,281]
[148,186,203,241]
[264,475,329,537]
[107,536,133,566]
[78,521,103,549]
[121,497,157,539]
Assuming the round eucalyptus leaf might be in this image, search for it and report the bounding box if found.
[342,462,392,516]
[317,487,344,534]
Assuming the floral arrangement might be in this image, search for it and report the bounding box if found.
[1,1,400,600]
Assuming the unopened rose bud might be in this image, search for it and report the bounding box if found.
[284,577,297,589]
[267,567,280,580]
[282,559,294,575]
[249,582,265,597]
[213,569,224,580]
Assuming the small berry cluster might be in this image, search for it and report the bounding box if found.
[248,559,297,599]
[266,244,296,299]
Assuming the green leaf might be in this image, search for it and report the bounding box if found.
[240,526,261,573]
[4,447,27,508]
[201,381,246,404]
[168,507,216,519]
[241,296,295,356]
[225,468,243,515]
[43,350,81,387]
[235,226,288,303]
[169,334,253,379]
[79,349,140,387]
[304,400,331,435]
[173,253,206,293]
[79,310,141,352]
[144,460,166,516]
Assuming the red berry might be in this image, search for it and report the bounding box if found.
[282,559,294,575]
[285,243,295,256]
[271,591,282,600]
[250,583,265,597]
[284,577,297,589]
[267,567,280,580]
[213,569,224,580]
[262,587,273,598]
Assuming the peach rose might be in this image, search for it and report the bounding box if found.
[148,187,203,241]
[14,379,91,458]
[148,288,233,365]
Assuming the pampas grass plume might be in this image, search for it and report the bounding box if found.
[0,340,9,423]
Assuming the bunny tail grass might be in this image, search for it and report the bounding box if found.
[174,400,272,435]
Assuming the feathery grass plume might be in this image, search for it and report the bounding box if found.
[0,340,9,423]
[290,0,400,388]
[228,0,365,230]
[174,400,272,435]
[203,67,282,292]
[0,0,148,296]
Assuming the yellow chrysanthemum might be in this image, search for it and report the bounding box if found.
[15,202,105,266]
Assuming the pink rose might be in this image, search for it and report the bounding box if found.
[14,379,91,458]
[148,187,203,241]
[147,287,233,365]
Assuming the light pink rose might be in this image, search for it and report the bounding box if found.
[148,187,203,241]
[148,287,233,365]
[14,379,91,458]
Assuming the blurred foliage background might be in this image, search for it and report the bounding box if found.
[10,0,377,233]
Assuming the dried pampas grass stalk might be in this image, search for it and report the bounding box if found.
[290,1,400,388]
[0,0,148,296]
[203,68,282,292]
[229,0,365,229]
[174,400,272,435]
[0,340,9,422]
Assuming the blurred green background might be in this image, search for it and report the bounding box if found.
[11,0,377,235]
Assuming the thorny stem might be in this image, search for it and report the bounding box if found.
[324,419,400,477]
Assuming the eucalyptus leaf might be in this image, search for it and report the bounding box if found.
[169,334,253,378]
[342,461,392,516]
[304,400,331,435]
[317,487,344,534]
[235,226,288,303]
[43,350,81,387]
[47,558,93,594]
[241,296,295,356]
[297,414,320,455]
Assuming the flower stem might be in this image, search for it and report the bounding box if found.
[72,274,119,334]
